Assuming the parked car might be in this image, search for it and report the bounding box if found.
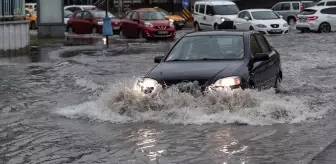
[64,5,98,12]
[296,6,336,33]
[234,9,289,35]
[271,1,316,25]
[193,0,239,31]
[66,10,121,34]
[153,7,186,30]
[316,0,336,6]
[119,8,176,39]
[134,30,282,94]
[25,3,36,10]
[64,10,73,25]
[25,8,37,29]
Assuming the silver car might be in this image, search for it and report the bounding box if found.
[271,1,316,25]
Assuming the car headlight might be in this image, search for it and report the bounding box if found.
[283,23,288,27]
[144,22,153,27]
[133,78,160,93]
[256,24,267,28]
[97,21,103,25]
[169,19,174,27]
[182,18,185,21]
[212,76,241,87]
[220,17,230,22]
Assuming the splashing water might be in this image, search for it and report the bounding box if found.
[55,78,326,125]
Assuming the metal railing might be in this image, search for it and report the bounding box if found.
[1,0,25,21]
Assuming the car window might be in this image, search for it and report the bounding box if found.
[75,12,82,19]
[131,12,139,20]
[303,2,316,8]
[245,12,252,20]
[292,3,300,10]
[238,11,245,18]
[82,12,92,19]
[199,5,205,14]
[194,4,199,13]
[326,1,336,6]
[316,2,325,6]
[124,11,133,20]
[165,35,245,61]
[64,10,73,18]
[282,3,290,10]
[212,5,239,15]
[321,7,336,14]
[255,34,271,53]
[250,35,262,55]
[25,10,30,15]
[206,5,213,15]
[272,3,282,11]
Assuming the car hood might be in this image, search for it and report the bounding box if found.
[165,15,184,21]
[146,61,244,82]
[252,19,287,25]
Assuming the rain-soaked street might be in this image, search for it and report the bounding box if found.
[1,29,336,164]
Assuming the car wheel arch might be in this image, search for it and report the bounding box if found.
[319,22,331,32]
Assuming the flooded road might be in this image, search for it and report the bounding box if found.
[1,30,336,164]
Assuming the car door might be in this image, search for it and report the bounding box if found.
[130,11,141,38]
[205,5,215,30]
[72,11,83,34]
[121,11,133,37]
[249,34,270,89]
[81,11,94,34]
[255,33,279,88]
[322,7,336,30]
[198,4,207,29]
[243,11,253,29]
[234,11,246,29]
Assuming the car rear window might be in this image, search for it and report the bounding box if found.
[301,9,316,15]
[165,35,244,61]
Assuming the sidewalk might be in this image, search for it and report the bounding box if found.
[310,140,336,164]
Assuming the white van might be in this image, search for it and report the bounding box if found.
[316,0,336,6]
[193,0,239,31]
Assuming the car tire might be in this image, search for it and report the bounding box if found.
[287,17,296,26]
[194,22,201,31]
[138,29,144,39]
[67,26,73,34]
[92,26,97,34]
[119,29,125,38]
[233,25,237,29]
[214,23,218,30]
[274,75,282,94]
[249,26,254,30]
[318,22,331,33]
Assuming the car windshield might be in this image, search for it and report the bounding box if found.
[213,5,239,15]
[158,9,169,15]
[139,11,165,20]
[64,10,73,18]
[94,11,115,18]
[165,35,244,61]
[301,9,316,15]
[251,11,280,20]
[303,2,316,8]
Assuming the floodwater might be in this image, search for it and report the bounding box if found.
[1,30,336,164]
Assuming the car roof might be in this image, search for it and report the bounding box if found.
[194,0,236,5]
[184,30,253,37]
[241,9,273,12]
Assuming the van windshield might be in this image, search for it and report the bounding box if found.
[213,5,239,15]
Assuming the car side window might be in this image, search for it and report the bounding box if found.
[75,12,82,19]
[25,10,30,15]
[245,12,252,20]
[326,1,336,6]
[282,3,290,10]
[194,4,199,13]
[82,12,91,19]
[272,3,282,11]
[316,2,325,6]
[238,11,245,18]
[124,11,133,20]
[292,3,299,10]
[206,5,213,15]
[250,35,262,55]
[199,4,205,14]
[131,12,139,20]
[255,34,272,53]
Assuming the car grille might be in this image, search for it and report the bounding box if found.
[270,24,279,28]
[154,26,170,29]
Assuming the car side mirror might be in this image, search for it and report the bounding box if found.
[253,53,269,62]
[154,56,164,63]
[279,15,283,19]
[244,16,249,21]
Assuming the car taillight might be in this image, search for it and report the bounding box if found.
[307,16,318,20]
[296,16,300,20]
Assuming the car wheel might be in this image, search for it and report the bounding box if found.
[249,26,254,30]
[318,23,331,33]
[67,26,73,34]
[138,29,145,40]
[214,23,218,30]
[92,27,97,34]
[194,22,200,31]
[31,21,36,30]
[119,29,124,38]
[288,17,296,26]
[274,75,282,94]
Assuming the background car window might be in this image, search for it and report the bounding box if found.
[326,1,336,6]
[131,12,139,20]
[64,10,73,18]
[238,11,245,18]
[272,3,282,11]
[124,12,133,20]
[303,2,316,8]
[316,2,325,6]
[166,35,245,61]
[255,34,272,53]
[321,7,336,14]
[199,5,205,14]
[245,12,252,20]
[212,5,240,15]
[139,11,165,20]
[194,4,199,13]
[206,5,213,15]
[282,3,290,10]
[75,12,82,19]
[25,10,30,15]
[82,12,91,19]
[250,35,262,55]
[292,3,299,10]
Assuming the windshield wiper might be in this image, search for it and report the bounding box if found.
[199,58,221,60]
[167,59,187,62]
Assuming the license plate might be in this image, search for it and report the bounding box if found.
[158,31,168,34]
[300,18,306,22]
[270,29,282,32]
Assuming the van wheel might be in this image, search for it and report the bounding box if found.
[194,22,201,31]
[214,23,218,30]
[287,17,296,26]
[319,22,331,33]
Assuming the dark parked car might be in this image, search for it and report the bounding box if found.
[67,10,121,34]
[134,30,282,94]
[119,8,176,39]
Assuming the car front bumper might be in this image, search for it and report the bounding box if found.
[255,27,289,35]
[296,21,319,31]
[173,20,186,28]
[142,27,176,39]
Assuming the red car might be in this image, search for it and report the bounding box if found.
[119,8,176,39]
[67,10,121,34]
